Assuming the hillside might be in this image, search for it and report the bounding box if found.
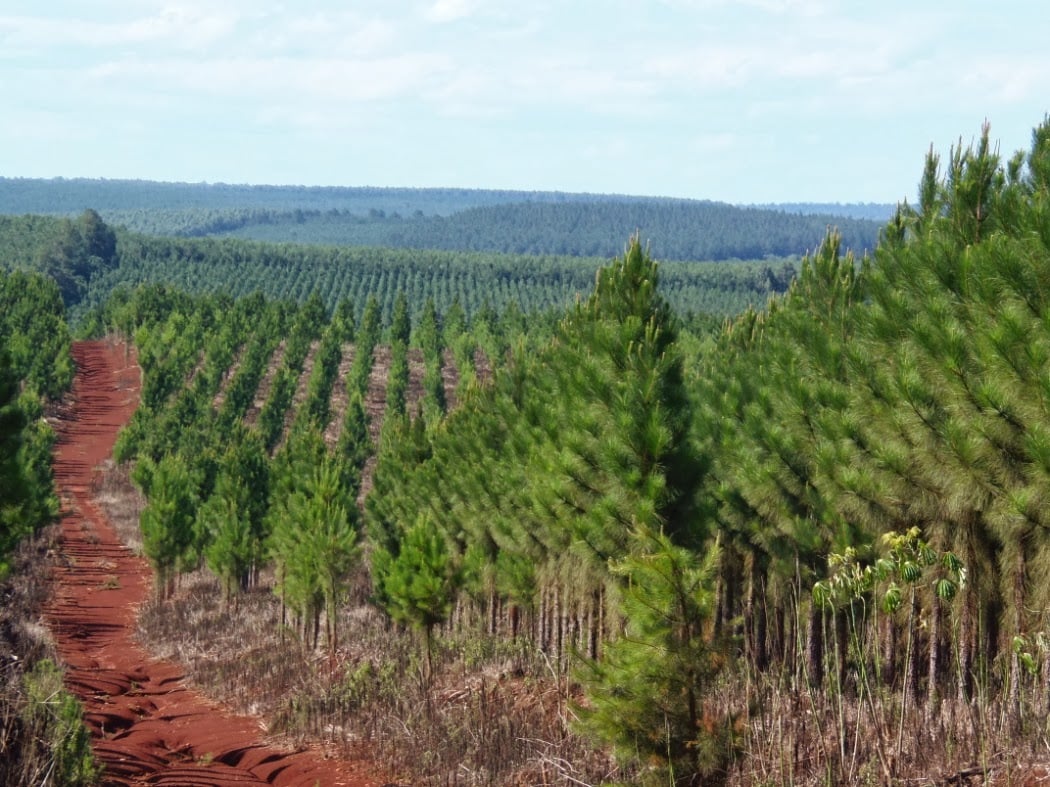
[0,213,799,326]
[0,177,887,261]
[211,199,881,262]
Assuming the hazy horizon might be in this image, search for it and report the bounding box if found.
[3,1,1048,205]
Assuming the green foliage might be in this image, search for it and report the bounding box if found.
[575,530,732,784]
[0,209,120,306]
[0,353,31,578]
[813,528,964,613]
[201,481,255,601]
[199,430,271,599]
[71,232,788,329]
[19,659,100,787]
[0,269,73,398]
[0,269,70,576]
[138,454,200,596]
[269,452,360,651]
[372,514,460,677]
[169,195,882,262]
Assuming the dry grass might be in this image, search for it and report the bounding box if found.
[132,557,624,785]
[0,528,84,785]
[94,459,618,784]
[95,461,1050,786]
[94,457,145,554]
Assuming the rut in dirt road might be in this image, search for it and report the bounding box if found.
[45,339,381,787]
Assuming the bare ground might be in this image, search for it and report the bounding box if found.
[43,339,384,787]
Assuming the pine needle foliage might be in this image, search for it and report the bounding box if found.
[574,530,732,786]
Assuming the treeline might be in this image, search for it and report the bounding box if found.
[0,176,886,264]
[0,268,71,569]
[751,201,896,221]
[0,175,894,222]
[214,199,882,262]
[0,179,561,216]
[0,267,98,785]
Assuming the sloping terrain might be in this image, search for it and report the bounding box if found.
[44,339,383,787]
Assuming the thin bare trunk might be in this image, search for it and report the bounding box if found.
[806,601,824,687]
[927,594,941,715]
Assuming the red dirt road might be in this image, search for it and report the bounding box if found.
[45,340,382,787]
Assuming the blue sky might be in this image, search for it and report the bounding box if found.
[2,1,1048,204]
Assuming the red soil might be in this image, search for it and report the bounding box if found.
[44,340,383,787]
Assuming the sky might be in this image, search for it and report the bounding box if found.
[2,1,1048,205]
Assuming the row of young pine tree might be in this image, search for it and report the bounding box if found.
[0,269,70,576]
[0,269,102,786]
[364,120,1050,781]
[107,119,1050,783]
[97,278,540,653]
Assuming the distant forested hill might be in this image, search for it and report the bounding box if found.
[0,178,557,216]
[210,200,881,261]
[0,178,888,262]
[0,179,888,326]
[749,202,896,221]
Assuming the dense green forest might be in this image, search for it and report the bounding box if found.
[0,179,559,216]
[207,199,880,262]
[91,118,1050,785]
[0,214,798,327]
[0,176,884,263]
[0,269,70,572]
[0,178,886,331]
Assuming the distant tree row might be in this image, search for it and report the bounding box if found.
[0,176,893,224]
[75,233,789,326]
[0,211,796,326]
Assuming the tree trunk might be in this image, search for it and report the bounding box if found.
[555,584,564,667]
[540,584,549,653]
[957,579,974,703]
[806,601,824,688]
[1007,548,1027,733]
[881,616,897,688]
[589,587,602,660]
[714,558,726,638]
[905,591,920,712]
[927,593,941,715]
[744,553,755,667]
[835,608,848,688]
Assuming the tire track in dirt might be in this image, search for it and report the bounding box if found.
[45,340,382,787]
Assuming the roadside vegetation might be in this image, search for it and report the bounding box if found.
[0,268,98,785]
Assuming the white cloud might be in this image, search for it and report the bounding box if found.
[0,5,238,52]
[87,51,453,104]
[424,0,480,23]
[655,0,829,14]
